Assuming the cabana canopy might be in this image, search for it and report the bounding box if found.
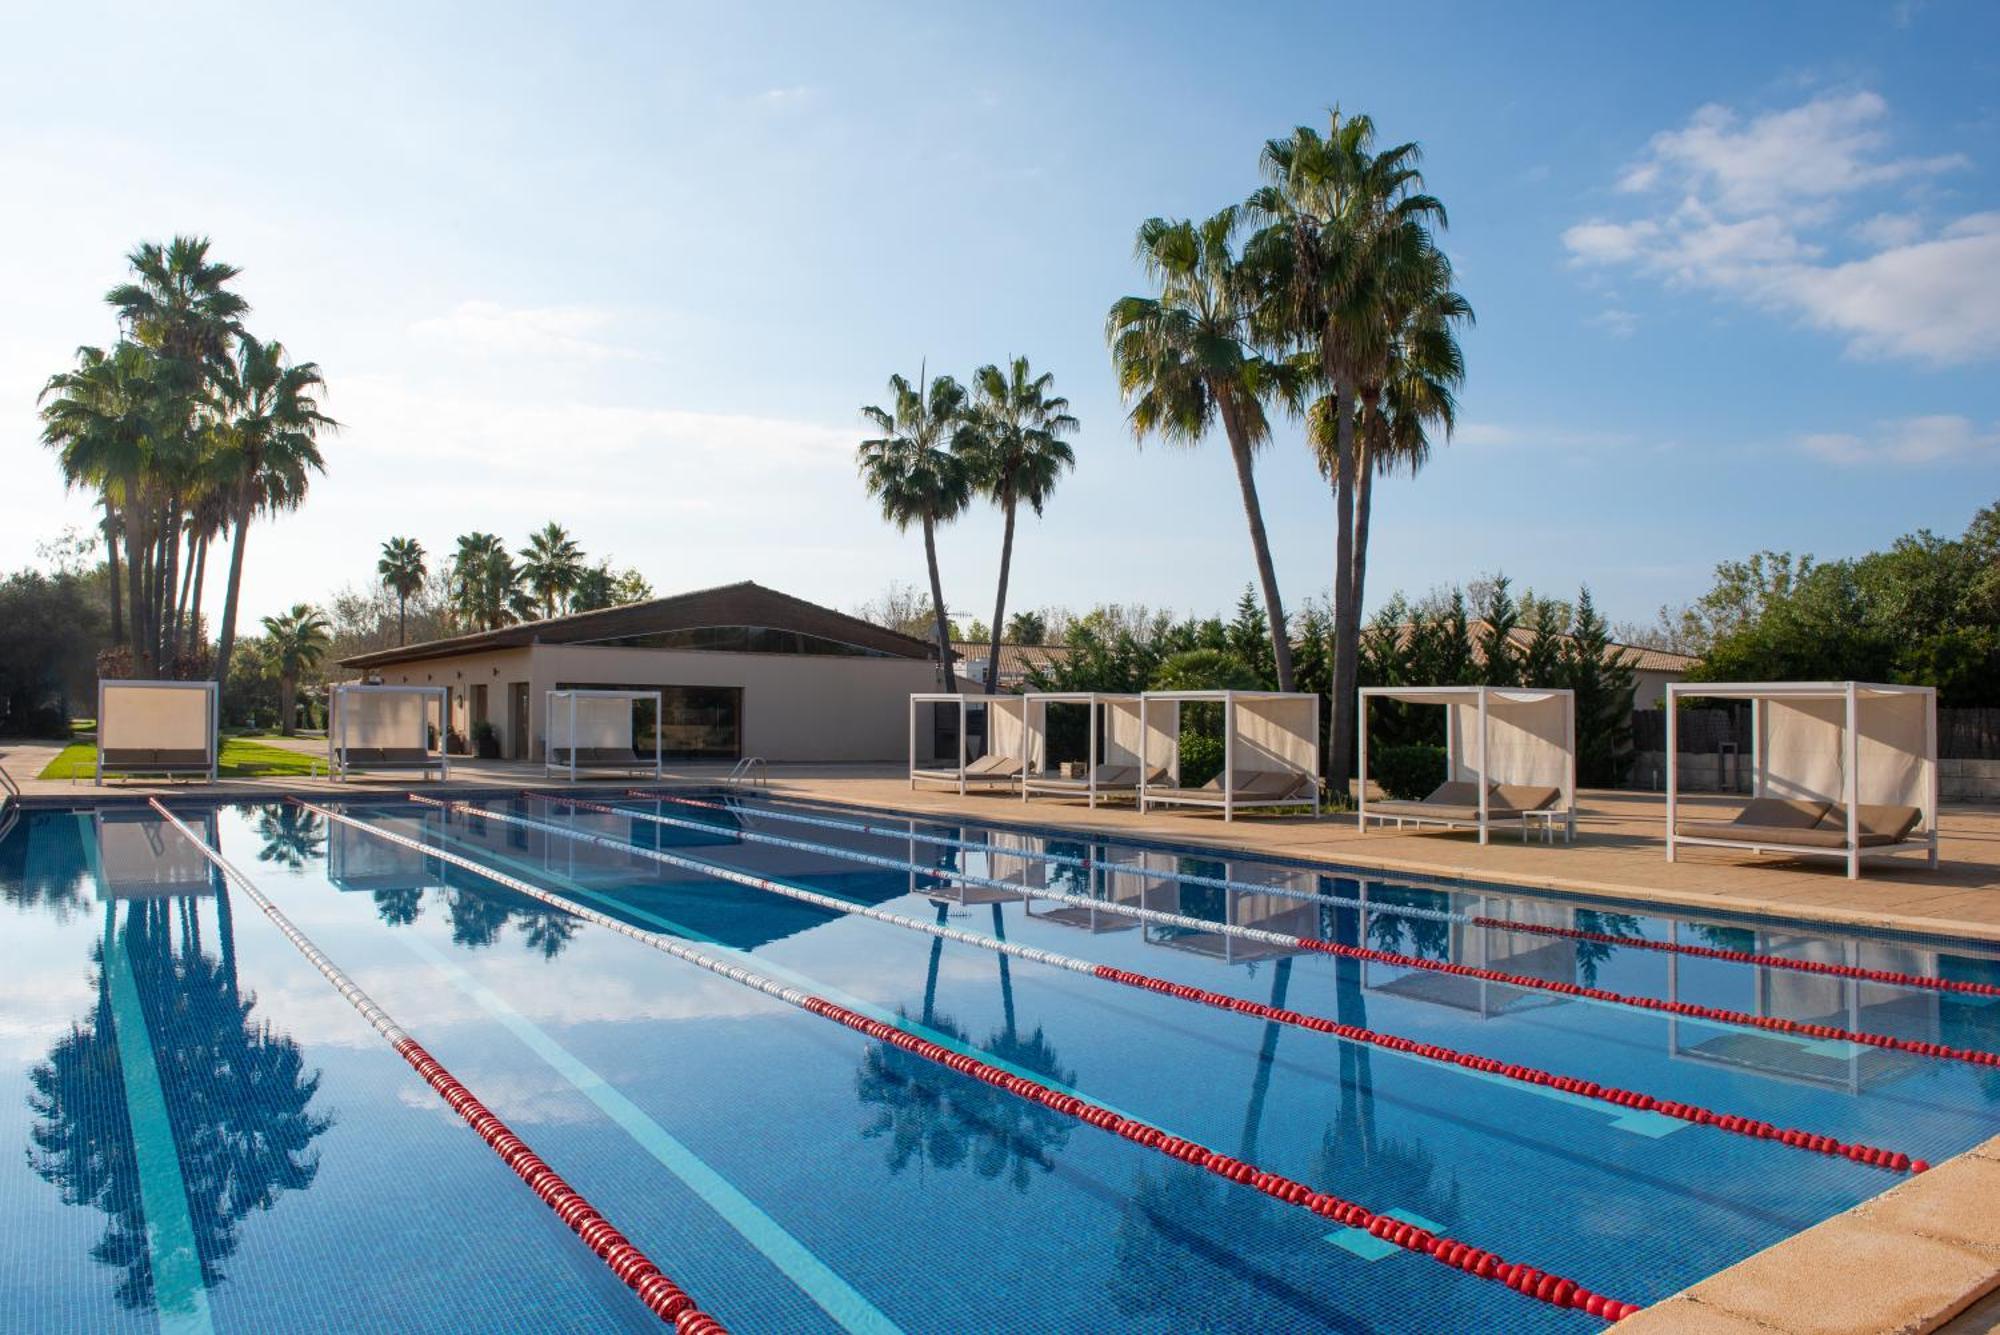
[908,693,1034,793]
[329,684,449,780]
[1666,682,1938,878]
[96,679,218,784]
[545,689,663,781]
[1357,686,1576,844]
[1137,691,1321,820]
[1018,693,1156,807]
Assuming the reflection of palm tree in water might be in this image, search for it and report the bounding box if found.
[27,892,329,1310]
[856,898,1075,1188]
[253,804,324,870]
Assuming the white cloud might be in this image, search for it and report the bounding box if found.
[1565,90,1998,365]
[408,300,647,362]
[1589,308,1640,337]
[1796,414,2000,466]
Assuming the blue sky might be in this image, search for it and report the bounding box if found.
[2,0,1995,633]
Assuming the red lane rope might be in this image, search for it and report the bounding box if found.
[1091,965,1927,1175]
[588,792,2000,1071]
[517,793,1928,1176]
[643,788,2000,1000]
[148,799,727,1333]
[322,797,1643,1324]
[795,993,1643,1323]
[1470,917,2000,999]
[392,1036,726,1332]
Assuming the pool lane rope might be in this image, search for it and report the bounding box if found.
[631,790,2000,1001]
[144,800,728,1335]
[312,797,1642,1324]
[442,795,1928,1177]
[576,793,2000,1072]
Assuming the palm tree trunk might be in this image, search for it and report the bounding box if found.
[921,515,952,691]
[158,497,181,670]
[279,672,296,735]
[188,534,208,656]
[173,526,197,662]
[213,484,254,695]
[1329,380,1361,792]
[125,500,153,676]
[398,595,408,646]
[102,501,124,647]
[1352,418,1377,632]
[1218,399,1296,692]
[985,493,1016,695]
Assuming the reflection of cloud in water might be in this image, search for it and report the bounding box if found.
[393,1067,606,1127]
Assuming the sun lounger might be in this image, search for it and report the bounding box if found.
[1141,768,1319,817]
[911,753,1024,790]
[1675,798,1925,851]
[1362,780,1569,842]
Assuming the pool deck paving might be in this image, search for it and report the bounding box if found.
[6,744,1998,1331]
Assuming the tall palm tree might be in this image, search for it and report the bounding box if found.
[1108,209,1300,691]
[518,522,583,620]
[859,369,974,687]
[210,337,335,695]
[1248,112,1453,788]
[39,343,158,670]
[376,537,427,645]
[962,358,1077,693]
[260,604,330,736]
[450,532,512,630]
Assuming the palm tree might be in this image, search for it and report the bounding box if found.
[260,604,330,736]
[518,522,583,620]
[1107,210,1300,691]
[859,370,974,688]
[1248,111,1454,789]
[962,358,1077,694]
[450,532,514,630]
[1006,610,1047,645]
[211,337,335,695]
[39,343,158,670]
[376,537,427,645]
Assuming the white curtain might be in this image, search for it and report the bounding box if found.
[551,695,635,749]
[1762,697,1846,802]
[338,689,430,749]
[1857,691,1931,808]
[1233,696,1318,775]
[100,683,210,751]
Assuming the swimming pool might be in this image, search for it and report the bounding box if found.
[1,790,1995,1331]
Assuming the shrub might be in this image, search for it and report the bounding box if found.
[471,720,501,759]
[1178,734,1224,789]
[1373,744,1447,800]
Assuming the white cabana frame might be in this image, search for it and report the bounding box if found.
[1018,693,1156,807]
[328,684,450,781]
[1137,691,1321,821]
[544,689,664,781]
[1666,681,1939,879]
[907,693,1032,794]
[96,679,218,784]
[1357,686,1577,845]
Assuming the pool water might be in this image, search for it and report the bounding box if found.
[0,792,1994,1333]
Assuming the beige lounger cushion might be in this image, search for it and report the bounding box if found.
[1676,798,1921,849]
[1821,804,1925,846]
[1492,784,1561,813]
[964,753,1018,777]
[102,748,211,769]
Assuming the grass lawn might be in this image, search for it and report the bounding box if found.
[38,737,323,781]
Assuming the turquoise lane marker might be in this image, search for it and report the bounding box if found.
[78,815,215,1335]
[390,930,899,1335]
[1327,1209,1443,1262]
[399,823,901,1333]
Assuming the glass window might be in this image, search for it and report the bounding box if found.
[576,625,891,657]
[553,683,741,761]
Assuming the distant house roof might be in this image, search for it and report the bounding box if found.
[340,580,938,670]
[1378,620,1700,675]
[949,641,1073,687]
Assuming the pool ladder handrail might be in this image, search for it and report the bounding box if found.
[0,759,19,843]
[724,756,768,788]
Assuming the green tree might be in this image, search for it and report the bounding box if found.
[1249,111,1460,791]
[210,336,335,693]
[449,532,519,630]
[858,369,974,687]
[1566,587,1635,786]
[962,356,1077,693]
[375,537,426,645]
[517,522,584,620]
[1005,610,1047,645]
[1478,574,1521,686]
[1108,208,1299,691]
[260,604,331,736]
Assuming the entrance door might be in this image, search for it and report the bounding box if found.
[508,683,530,760]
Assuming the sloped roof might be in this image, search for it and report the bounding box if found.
[948,642,1073,681]
[340,580,938,669]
